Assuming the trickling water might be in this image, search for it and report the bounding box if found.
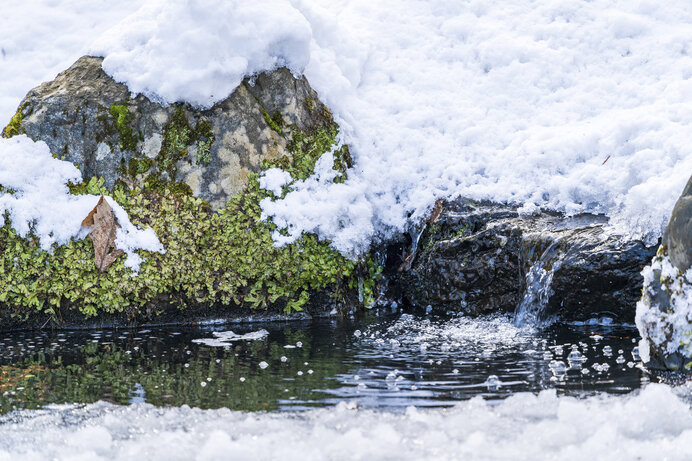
[514,239,564,326]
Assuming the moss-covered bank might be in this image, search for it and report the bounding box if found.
[0,99,378,328]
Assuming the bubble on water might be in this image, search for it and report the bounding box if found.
[549,360,567,378]
[452,369,459,374]
[297,371,303,376]
[616,355,626,364]
[603,346,613,356]
[308,370,313,375]
[581,368,590,375]
[485,375,501,389]
[280,356,288,363]
[591,335,603,342]
[200,382,207,387]
[411,385,418,390]
[259,361,269,369]
[239,377,246,382]
[296,342,303,348]
[353,330,362,338]
[627,362,635,368]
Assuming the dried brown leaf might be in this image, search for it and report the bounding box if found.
[82,196,124,272]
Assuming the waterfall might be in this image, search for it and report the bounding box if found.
[513,239,564,327]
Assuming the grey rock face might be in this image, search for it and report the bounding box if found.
[663,175,692,273]
[16,56,331,209]
[400,200,656,322]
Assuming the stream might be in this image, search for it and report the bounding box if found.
[0,312,690,460]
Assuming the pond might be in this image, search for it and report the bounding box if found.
[0,311,650,413]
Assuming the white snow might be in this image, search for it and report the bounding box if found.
[636,254,692,363]
[89,0,312,109]
[259,169,294,197]
[2,1,692,255]
[1,384,692,460]
[0,136,163,271]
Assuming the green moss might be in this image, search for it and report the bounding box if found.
[305,97,315,114]
[265,120,340,182]
[108,104,138,152]
[0,97,369,324]
[0,165,367,320]
[157,107,215,174]
[2,103,28,139]
[128,157,153,177]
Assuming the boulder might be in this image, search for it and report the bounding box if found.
[0,56,364,327]
[636,175,692,370]
[400,200,656,323]
[11,56,336,209]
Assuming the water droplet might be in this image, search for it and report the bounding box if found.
[631,347,641,361]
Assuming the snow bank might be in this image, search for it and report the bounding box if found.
[636,253,692,364]
[0,136,163,271]
[90,0,312,108]
[1,384,691,460]
[3,1,692,255]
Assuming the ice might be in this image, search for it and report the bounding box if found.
[0,136,163,271]
[0,385,690,460]
[192,329,269,347]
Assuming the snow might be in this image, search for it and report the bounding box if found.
[0,136,163,271]
[2,1,692,255]
[89,0,312,109]
[259,169,294,197]
[636,254,692,363]
[1,384,692,460]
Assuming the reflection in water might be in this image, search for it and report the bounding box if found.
[0,312,649,413]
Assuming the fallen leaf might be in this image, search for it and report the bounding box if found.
[82,196,124,272]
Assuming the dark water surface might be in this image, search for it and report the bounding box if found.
[0,312,650,413]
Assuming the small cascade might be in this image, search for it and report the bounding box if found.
[513,239,565,327]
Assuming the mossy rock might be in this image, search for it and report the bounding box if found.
[0,56,380,327]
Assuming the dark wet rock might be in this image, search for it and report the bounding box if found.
[16,56,331,210]
[399,200,657,322]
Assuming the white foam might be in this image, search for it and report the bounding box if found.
[1,384,691,460]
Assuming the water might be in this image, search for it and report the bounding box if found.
[0,312,650,413]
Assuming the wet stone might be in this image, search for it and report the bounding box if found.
[399,200,657,323]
